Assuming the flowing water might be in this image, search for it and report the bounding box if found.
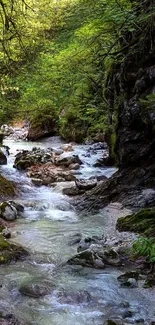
[0,137,154,325]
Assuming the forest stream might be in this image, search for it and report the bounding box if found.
[0,135,154,325]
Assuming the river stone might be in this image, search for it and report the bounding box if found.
[75,178,97,191]
[0,202,17,221]
[19,280,51,298]
[8,201,24,213]
[69,163,80,170]
[56,155,82,167]
[57,289,92,304]
[77,235,106,252]
[53,148,64,155]
[68,244,122,268]
[67,246,105,268]
[60,144,74,152]
[14,148,54,170]
[120,278,138,288]
[63,186,85,196]
[31,178,43,186]
[117,271,139,283]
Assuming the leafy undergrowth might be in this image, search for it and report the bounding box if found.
[133,237,155,263]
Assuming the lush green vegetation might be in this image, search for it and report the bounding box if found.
[1,0,154,141]
[133,236,155,263]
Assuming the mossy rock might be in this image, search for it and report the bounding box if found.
[0,175,16,198]
[15,159,32,170]
[0,234,28,264]
[116,208,155,238]
[0,201,17,221]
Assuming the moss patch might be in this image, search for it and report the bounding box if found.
[116,208,155,238]
[0,175,16,198]
[0,234,28,264]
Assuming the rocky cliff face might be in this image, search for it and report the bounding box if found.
[107,1,155,168]
[110,56,155,168]
[79,1,155,211]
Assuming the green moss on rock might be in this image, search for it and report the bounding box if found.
[16,159,32,170]
[116,208,155,238]
[0,234,28,264]
[0,175,16,198]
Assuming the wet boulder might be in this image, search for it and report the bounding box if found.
[117,271,140,282]
[75,178,97,191]
[67,245,105,268]
[14,148,54,170]
[56,289,92,305]
[53,148,64,155]
[67,244,122,268]
[120,278,138,288]
[77,235,106,252]
[63,186,85,196]
[69,163,80,170]
[9,201,24,213]
[89,142,107,150]
[55,154,82,167]
[0,149,7,165]
[19,279,51,298]
[0,202,17,221]
[31,178,43,186]
[0,201,24,221]
[60,144,74,152]
[63,178,99,196]
[28,164,76,185]
[0,233,28,264]
[95,246,122,266]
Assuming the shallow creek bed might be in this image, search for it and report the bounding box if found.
[0,136,154,325]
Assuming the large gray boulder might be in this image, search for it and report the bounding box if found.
[19,279,51,298]
[67,244,122,268]
[0,201,24,221]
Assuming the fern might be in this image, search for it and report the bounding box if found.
[133,237,155,263]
